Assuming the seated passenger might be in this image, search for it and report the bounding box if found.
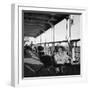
[40,55,52,68]
[37,46,44,58]
[37,46,52,71]
[24,45,32,58]
[54,46,71,73]
[24,45,39,59]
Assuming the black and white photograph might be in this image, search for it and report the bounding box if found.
[23,10,81,77]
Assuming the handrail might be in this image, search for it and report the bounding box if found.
[37,39,80,45]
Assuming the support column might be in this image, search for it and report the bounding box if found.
[52,25,55,46]
[66,15,73,62]
[66,16,71,43]
[40,35,42,45]
[48,22,55,55]
[49,22,55,46]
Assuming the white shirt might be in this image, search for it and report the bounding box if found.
[54,52,70,64]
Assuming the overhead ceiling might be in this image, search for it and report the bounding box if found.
[23,10,69,38]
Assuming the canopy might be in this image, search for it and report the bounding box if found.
[24,10,69,37]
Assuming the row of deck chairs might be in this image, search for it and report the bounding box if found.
[24,45,80,77]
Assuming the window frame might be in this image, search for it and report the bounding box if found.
[11,4,87,87]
